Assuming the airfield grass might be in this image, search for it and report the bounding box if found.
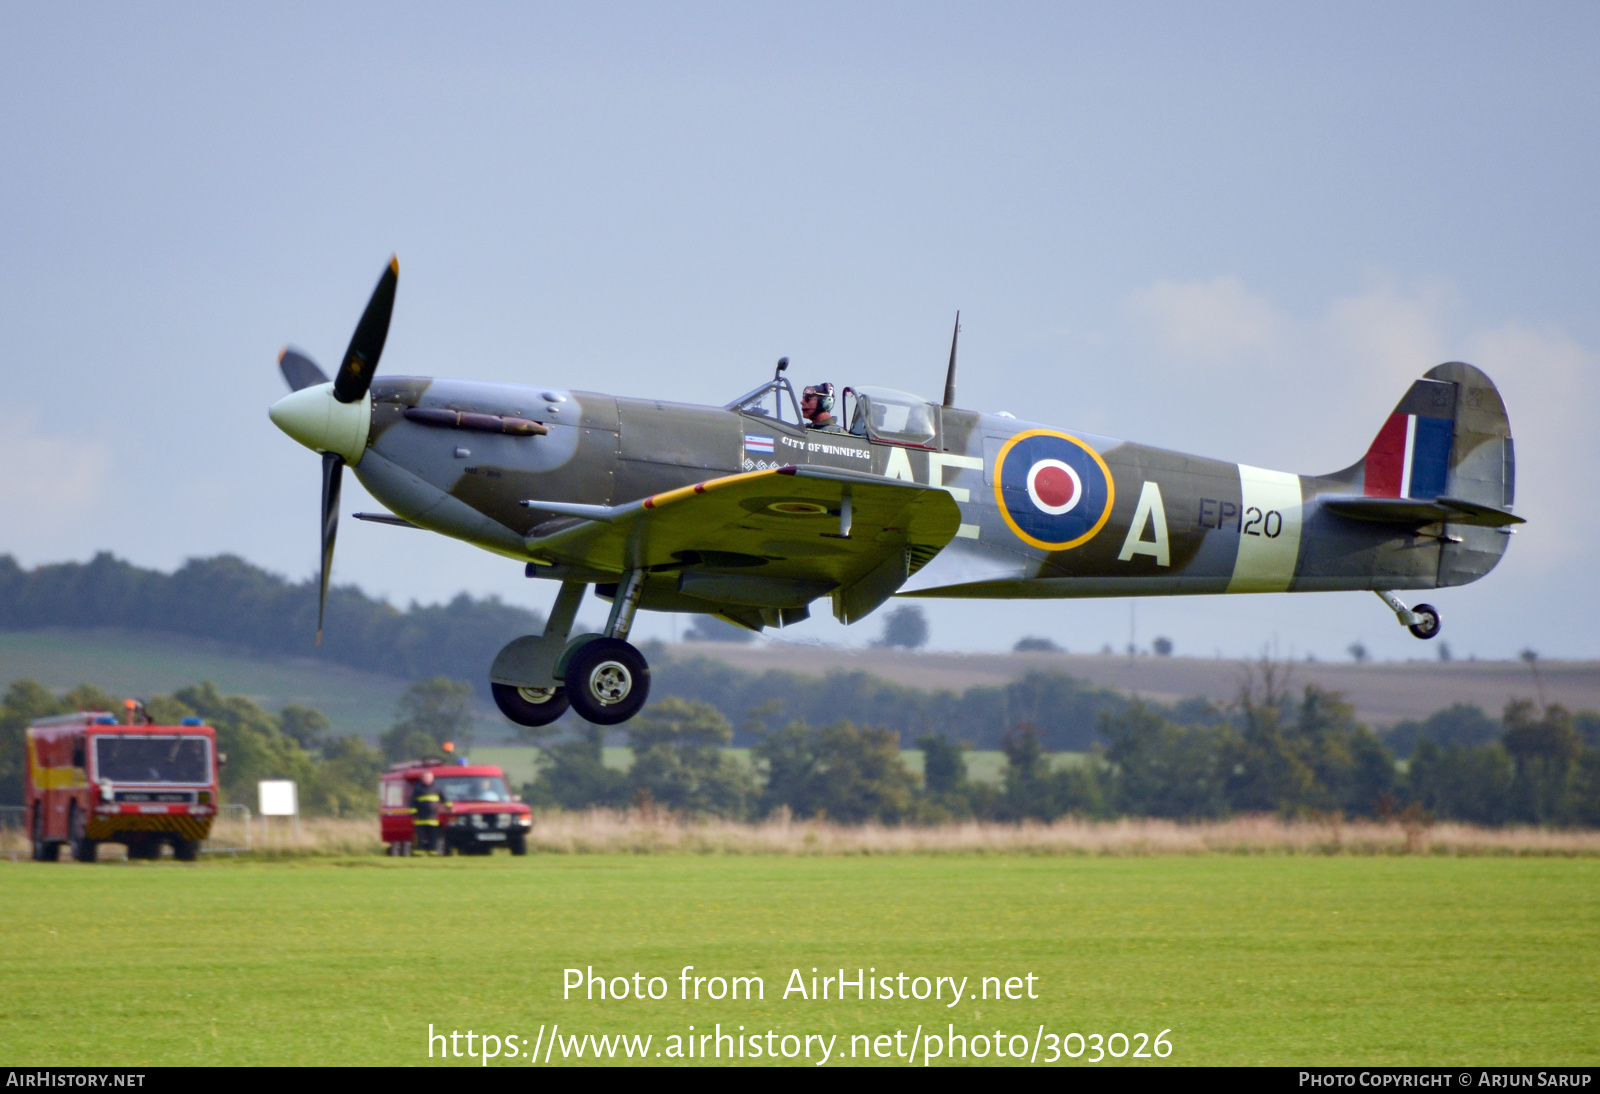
[1,855,1596,1067]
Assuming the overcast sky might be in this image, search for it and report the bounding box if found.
[2,3,1597,663]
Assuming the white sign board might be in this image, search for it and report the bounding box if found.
[258,779,298,817]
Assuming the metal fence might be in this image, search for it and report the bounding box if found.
[0,805,26,861]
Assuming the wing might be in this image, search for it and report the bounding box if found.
[521,465,962,624]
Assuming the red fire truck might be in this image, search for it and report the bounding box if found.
[379,759,532,856]
[26,712,220,862]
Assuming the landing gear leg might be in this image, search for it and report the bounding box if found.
[1377,590,1441,640]
[564,570,651,725]
[489,580,587,727]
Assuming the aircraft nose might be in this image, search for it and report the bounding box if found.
[268,382,372,465]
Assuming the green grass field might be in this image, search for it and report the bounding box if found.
[1,855,1595,1066]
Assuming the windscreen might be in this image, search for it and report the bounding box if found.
[94,735,211,784]
[434,776,513,803]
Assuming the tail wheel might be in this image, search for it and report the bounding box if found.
[491,682,570,727]
[563,638,650,725]
[1408,603,1441,640]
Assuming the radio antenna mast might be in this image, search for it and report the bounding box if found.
[942,312,960,408]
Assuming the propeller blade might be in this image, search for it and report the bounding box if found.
[318,451,343,645]
[332,255,399,404]
[278,346,330,392]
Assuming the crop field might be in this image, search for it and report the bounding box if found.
[2,853,1596,1067]
[468,746,1083,786]
[0,628,411,737]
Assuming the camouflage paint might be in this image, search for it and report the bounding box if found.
[327,361,1515,629]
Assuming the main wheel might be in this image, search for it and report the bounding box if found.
[563,638,650,725]
[69,804,96,863]
[1408,603,1441,640]
[491,682,570,727]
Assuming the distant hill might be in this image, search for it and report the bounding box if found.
[0,552,544,699]
[656,641,1600,729]
[0,628,414,738]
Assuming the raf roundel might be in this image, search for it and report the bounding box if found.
[994,430,1115,551]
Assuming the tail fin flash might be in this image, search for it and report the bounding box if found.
[1355,362,1513,510]
[1361,379,1456,499]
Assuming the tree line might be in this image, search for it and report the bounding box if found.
[645,652,1146,751]
[4,667,1599,827]
[517,668,1600,827]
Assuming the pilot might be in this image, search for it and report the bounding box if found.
[802,383,844,433]
[411,769,442,854]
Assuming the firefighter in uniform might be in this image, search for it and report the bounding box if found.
[411,769,442,854]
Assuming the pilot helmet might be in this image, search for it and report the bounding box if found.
[802,383,835,414]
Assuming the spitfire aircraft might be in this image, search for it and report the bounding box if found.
[269,259,1522,727]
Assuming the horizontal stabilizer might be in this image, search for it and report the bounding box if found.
[1321,495,1524,528]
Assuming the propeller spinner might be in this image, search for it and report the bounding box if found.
[268,256,399,643]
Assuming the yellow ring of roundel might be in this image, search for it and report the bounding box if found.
[993,429,1116,551]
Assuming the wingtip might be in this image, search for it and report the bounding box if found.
[388,255,399,276]
[315,629,323,647]
[278,345,288,363]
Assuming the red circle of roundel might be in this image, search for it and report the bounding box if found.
[1033,464,1076,508]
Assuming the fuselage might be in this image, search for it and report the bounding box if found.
[264,372,1510,610]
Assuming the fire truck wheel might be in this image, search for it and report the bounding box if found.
[491,682,570,727]
[173,838,199,862]
[31,806,59,862]
[126,837,162,860]
[69,804,96,863]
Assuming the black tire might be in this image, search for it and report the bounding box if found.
[32,805,57,863]
[509,834,528,856]
[126,837,162,861]
[69,804,96,863]
[173,838,199,862]
[1408,603,1441,640]
[491,682,570,727]
[563,638,650,725]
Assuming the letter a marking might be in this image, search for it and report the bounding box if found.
[1117,480,1171,567]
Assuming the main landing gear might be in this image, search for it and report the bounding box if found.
[1377,590,1441,640]
[489,571,652,727]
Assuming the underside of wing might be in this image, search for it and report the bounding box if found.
[522,466,962,626]
[1320,495,1525,528]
